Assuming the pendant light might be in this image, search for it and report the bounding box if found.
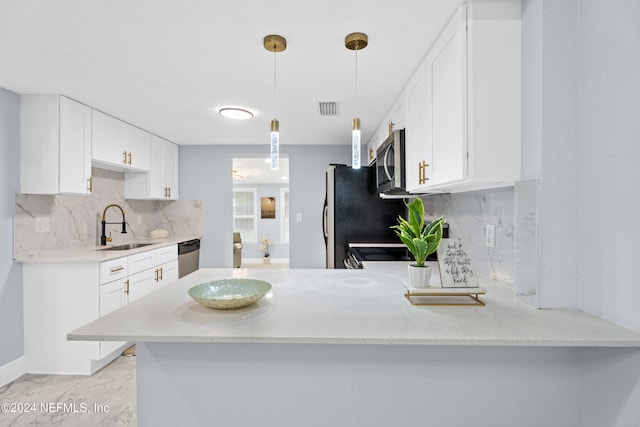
[345,32,368,169]
[264,34,286,170]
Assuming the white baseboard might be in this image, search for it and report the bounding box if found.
[242,258,289,265]
[0,356,27,387]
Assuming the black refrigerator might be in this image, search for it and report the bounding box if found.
[323,164,406,268]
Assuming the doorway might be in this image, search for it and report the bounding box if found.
[232,157,290,267]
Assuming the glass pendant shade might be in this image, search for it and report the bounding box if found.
[271,119,279,170]
[352,117,361,169]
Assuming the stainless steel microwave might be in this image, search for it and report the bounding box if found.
[376,129,406,194]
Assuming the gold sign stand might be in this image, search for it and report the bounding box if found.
[404,287,487,306]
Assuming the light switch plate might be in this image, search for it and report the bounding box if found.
[296,212,303,223]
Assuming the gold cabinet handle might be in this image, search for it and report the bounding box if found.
[154,268,159,282]
[87,176,93,193]
[123,151,128,164]
[124,279,130,295]
[110,265,124,273]
[369,148,374,161]
[159,266,163,281]
[168,187,171,198]
[128,151,132,165]
[418,161,430,185]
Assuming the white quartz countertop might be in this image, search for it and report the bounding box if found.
[14,236,200,263]
[68,268,640,347]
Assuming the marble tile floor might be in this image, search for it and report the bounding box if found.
[0,355,136,426]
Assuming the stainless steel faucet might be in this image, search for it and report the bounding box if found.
[101,204,127,245]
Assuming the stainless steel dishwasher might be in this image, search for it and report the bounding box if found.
[178,239,200,278]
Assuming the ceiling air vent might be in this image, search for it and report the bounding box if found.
[318,101,338,116]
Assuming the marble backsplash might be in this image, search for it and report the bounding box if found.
[422,186,516,286]
[14,168,202,258]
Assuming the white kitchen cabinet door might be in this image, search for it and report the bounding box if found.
[157,260,179,288]
[20,95,92,195]
[125,135,179,200]
[128,250,156,275]
[428,4,467,186]
[99,257,128,285]
[162,139,179,199]
[100,279,128,316]
[121,122,151,171]
[92,109,124,167]
[92,109,151,172]
[405,59,430,192]
[127,269,156,303]
[402,1,521,194]
[393,93,408,132]
[151,244,178,266]
[99,279,127,358]
[59,96,92,194]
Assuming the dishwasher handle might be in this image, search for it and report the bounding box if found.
[178,239,201,255]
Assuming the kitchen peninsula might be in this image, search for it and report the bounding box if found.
[69,268,640,427]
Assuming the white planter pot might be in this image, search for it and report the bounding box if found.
[407,264,432,288]
[263,256,271,264]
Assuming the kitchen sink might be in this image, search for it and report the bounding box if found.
[98,243,153,251]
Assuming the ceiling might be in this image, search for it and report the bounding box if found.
[0,0,462,147]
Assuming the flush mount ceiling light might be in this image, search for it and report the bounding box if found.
[264,34,286,171]
[219,107,254,120]
[345,32,368,169]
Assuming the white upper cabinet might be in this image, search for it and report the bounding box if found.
[124,135,179,200]
[427,4,468,187]
[403,0,521,193]
[405,59,429,191]
[20,95,92,195]
[92,110,151,172]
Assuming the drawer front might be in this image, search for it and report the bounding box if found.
[153,245,178,265]
[128,251,156,275]
[99,257,128,284]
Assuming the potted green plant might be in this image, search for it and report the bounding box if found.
[392,198,445,287]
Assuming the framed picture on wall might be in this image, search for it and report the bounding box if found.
[261,197,276,218]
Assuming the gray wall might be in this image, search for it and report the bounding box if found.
[0,86,23,366]
[180,145,350,268]
[522,0,640,332]
[234,182,290,260]
[522,0,580,308]
[576,0,640,332]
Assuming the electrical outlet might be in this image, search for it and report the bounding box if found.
[485,224,495,248]
[35,217,50,233]
[296,212,303,223]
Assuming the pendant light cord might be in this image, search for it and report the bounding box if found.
[273,48,277,118]
[354,48,359,118]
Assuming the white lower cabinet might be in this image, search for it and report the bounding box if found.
[158,260,179,287]
[99,278,128,358]
[128,269,156,303]
[23,244,178,375]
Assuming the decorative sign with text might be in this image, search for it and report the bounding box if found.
[436,238,479,288]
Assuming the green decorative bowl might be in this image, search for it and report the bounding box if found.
[188,279,272,310]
